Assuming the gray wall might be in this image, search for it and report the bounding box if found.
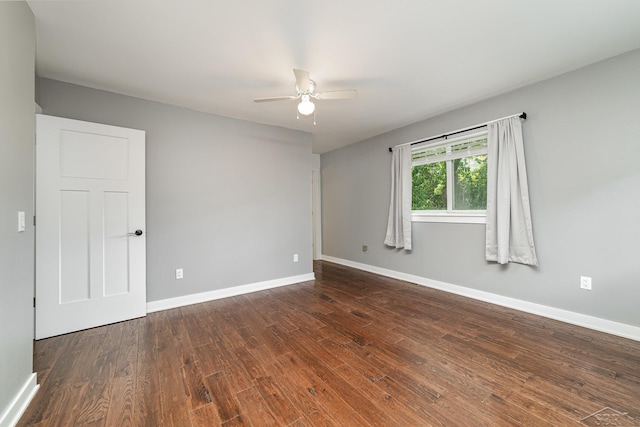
[312,154,322,260]
[321,49,640,327]
[38,79,313,303]
[0,0,36,419]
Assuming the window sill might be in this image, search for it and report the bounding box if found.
[412,212,486,224]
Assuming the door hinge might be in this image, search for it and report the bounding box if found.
[33,297,36,308]
[33,216,36,226]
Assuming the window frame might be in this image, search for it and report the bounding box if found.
[411,130,488,224]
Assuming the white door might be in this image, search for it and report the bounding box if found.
[35,114,146,339]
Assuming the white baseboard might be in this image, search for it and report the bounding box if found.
[147,273,315,313]
[0,373,39,427]
[322,255,640,342]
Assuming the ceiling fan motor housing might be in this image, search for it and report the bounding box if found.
[296,79,316,96]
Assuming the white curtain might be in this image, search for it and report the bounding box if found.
[486,117,538,266]
[384,145,412,250]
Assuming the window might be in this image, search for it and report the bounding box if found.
[411,131,487,223]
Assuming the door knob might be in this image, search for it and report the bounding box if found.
[128,229,143,236]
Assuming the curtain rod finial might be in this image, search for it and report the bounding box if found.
[389,147,393,153]
[520,112,527,120]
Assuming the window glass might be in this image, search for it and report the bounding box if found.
[412,162,447,210]
[453,154,487,210]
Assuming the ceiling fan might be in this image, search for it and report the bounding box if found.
[254,69,357,118]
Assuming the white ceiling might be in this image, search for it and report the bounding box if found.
[28,0,640,154]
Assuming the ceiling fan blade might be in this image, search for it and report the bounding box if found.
[315,89,358,100]
[253,95,298,103]
[293,69,310,92]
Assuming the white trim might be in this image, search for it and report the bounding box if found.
[321,255,640,342]
[146,273,315,313]
[0,373,39,427]
[412,212,486,224]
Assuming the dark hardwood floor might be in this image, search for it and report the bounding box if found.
[19,261,640,426]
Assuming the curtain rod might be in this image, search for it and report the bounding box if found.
[388,112,527,153]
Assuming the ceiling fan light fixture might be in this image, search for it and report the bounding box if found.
[255,69,356,120]
[297,94,315,116]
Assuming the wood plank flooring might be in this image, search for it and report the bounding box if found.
[18,261,640,426]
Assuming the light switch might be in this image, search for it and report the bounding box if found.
[18,211,25,232]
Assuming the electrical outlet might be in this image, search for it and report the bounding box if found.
[580,276,592,290]
[362,245,368,252]
[293,254,298,262]
[176,268,184,279]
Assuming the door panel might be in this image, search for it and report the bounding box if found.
[35,114,146,339]
[59,190,90,304]
[104,191,130,297]
[60,129,129,180]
